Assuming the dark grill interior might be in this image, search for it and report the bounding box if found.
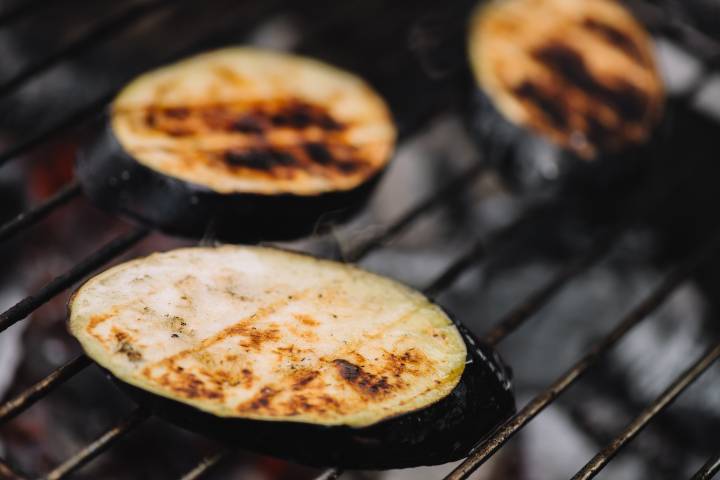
[0,0,719,479]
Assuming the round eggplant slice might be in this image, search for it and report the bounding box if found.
[77,48,396,242]
[466,0,664,190]
[68,246,514,469]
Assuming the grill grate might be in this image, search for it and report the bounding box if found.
[0,1,718,479]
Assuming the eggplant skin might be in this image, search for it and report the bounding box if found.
[77,120,385,242]
[115,326,514,469]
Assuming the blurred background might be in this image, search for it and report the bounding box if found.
[0,0,719,479]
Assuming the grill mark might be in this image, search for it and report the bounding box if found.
[269,100,344,131]
[513,81,568,129]
[333,359,392,397]
[145,292,306,359]
[582,18,646,64]
[224,149,297,170]
[292,370,320,390]
[532,43,648,121]
[136,99,346,135]
[304,142,334,165]
[231,116,264,134]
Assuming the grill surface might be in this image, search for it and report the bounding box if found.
[0,1,718,479]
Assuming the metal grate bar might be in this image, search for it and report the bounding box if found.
[692,451,720,480]
[423,241,487,299]
[0,92,114,168]
[344,162,487,263]
[0,354,90,425]
[0,0,172,99]
[571,341,720,480]
[0,182,81,245]
[0,226,149,335]
[179,449,231,480]
[443,230,720,480]
[0,456,26,480]
[0,0,53,27]
[482,227,617,346]
[0,0,284,169]
[43,407,150,480]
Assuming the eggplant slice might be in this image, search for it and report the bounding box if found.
[68,246,514,468]
[467,0,664,189]
[77,48,396,242]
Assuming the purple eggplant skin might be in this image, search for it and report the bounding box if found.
[76,118,385,243]
[111,321,515,469]
[466,89,654,194]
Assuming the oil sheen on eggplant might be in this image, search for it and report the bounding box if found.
[76,48,396,242]
[67,246,514,469]
[466,0,664,190]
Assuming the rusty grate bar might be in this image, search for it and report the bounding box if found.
[571,341,720,480]
[0,0,172,99]
[0,226,149,335]
[0,354,90,424]
[443,230,720,480]
[692,451,720,480]
[0,182,81,244]
[43,407,150,480]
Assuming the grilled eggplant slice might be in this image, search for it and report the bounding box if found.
[77,48,396,241]
[68,246,514,468]
[467,0,664,190]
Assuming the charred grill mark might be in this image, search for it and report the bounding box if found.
[228,324,281,351]
[582,18,645,63]
[202,366,254,389]
[139,99,346,137]
[232,116,264,134]
[283,393,344,416]
[224,149,297,170]
[164,107,190,119]
[333,359,392,397]
[151,368,224,400]
[114,329,143,362]
[292,370,320,390]
[124,99,381,178]
[532,43,648,121]
[513,81,568,129]
[269,101,344,131]
[304,142,334,165]
[142,296,303,394]
[237,386,279,412]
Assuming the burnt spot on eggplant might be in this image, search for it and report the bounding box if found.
[223,148,297,171]
[468,0,664,159]
[513,80,569,129]
[582,17,646,64]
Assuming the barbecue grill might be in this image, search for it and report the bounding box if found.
[0,0,719,479]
